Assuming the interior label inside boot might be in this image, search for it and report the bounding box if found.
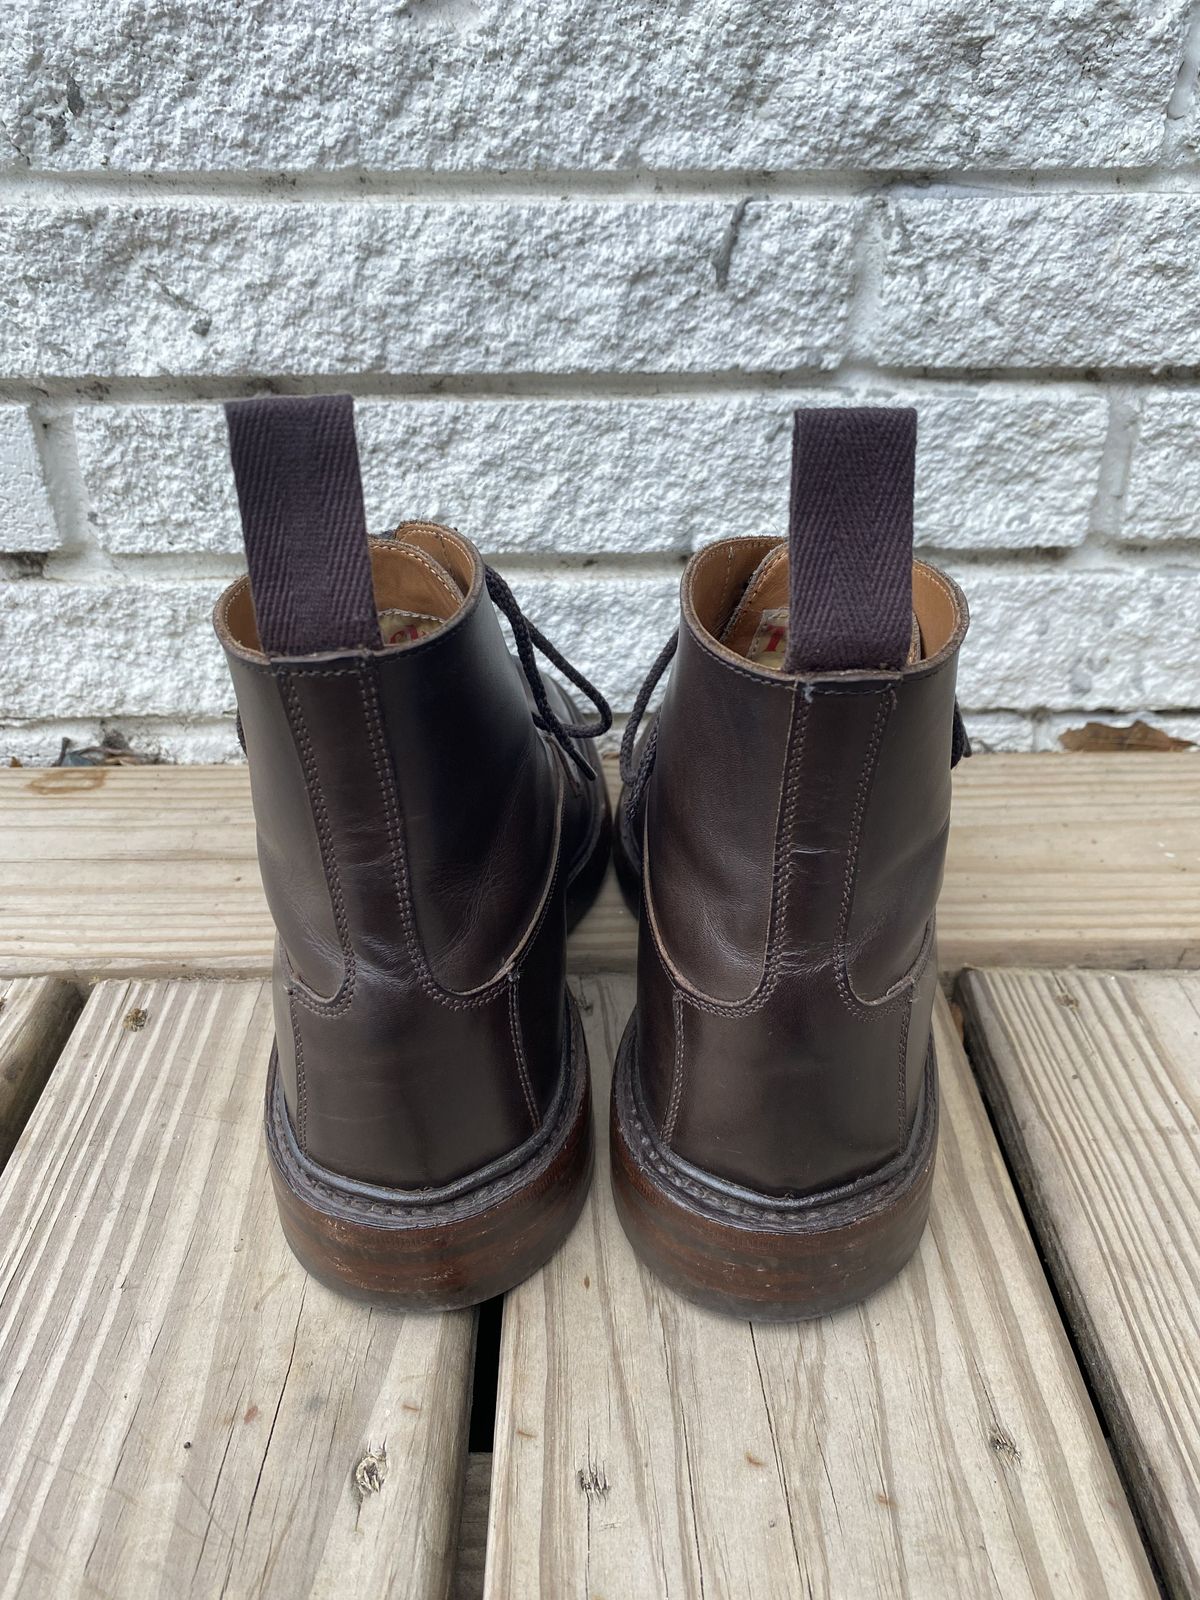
[378,608,443,646]
[746,608,789,669]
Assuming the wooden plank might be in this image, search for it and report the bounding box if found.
[0,753,1198,980]
[484,976,1156,1600]
[451,1453,492,1600]
[959,967,1200,1599]
[0,975,81,1170]
[0,977,475,1600]
[938,755,1200,970]
[0,761,633,979]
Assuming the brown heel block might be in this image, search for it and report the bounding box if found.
[610,1017,937,1321]
[266,997,593,1311]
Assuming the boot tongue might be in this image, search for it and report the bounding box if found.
[376,542,464,646]
[720,543,922,670]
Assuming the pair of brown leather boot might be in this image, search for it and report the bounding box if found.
[214,395,969,1319]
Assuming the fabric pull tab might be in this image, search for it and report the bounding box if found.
[784,407,915,673]
[224,393,382,656]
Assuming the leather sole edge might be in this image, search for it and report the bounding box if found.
[265,993,594,1310]
[610,1014,938,1320]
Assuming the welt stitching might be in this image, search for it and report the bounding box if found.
[624,1040,935,1227]
[278,672,356,1018]
[507,976,541,1133]
[662,991,687,1146]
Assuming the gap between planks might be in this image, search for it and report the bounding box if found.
[0,974,82,1170]
[0,753,1198,979]
[959,967,1200,1600]
[484,976,1157,1600]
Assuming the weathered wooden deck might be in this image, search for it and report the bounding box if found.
[0,754,1197,1598]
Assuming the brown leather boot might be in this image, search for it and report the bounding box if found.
[213,394,611,1307]
[611,407,969,1319]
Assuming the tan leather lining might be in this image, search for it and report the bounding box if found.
[684,538,966,677]
[720,544,789,657]
[375,545,462,620]
[911,563,959,655]
[219,526,473,657]
[688,538,779,637]
[390,521,474,593]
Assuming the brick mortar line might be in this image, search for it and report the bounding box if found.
[8,547,1200,587]
[6,166,1200,204]
[13,368,1200,412]
[6,705,1200,734]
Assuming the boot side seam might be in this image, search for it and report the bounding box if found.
[653,687,915,1023]
[661,990,686,1146]
[834,686,939,1016]
[288,991,308,1150]
[896,990,913,1150]
[507,974,541,1133]
[276,670,357,1017]
[359,660,566,1011]
[641,688,808,1018]
[834,688,906,1018]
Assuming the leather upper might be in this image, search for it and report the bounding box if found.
[216,526,600,1189]
[628,537,969,1198]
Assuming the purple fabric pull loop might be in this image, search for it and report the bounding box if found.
[224,393,382,656]
[785,407,915,673]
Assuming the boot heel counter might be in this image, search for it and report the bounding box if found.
[644,977,919,1198]
[286,964,560,1188]
[636,670,956,1198]
[247,653,568,1189]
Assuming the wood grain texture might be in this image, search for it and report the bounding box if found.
[451,1453,492,1600]
[0,762,632,979]
[0,754,1197,979]
[0,977,475,1600]
[0,975,81,1169]
[938,755,1200,970]
[960,967,1200,1599]
[484,976,1156,1600]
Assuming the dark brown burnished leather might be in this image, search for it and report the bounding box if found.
[626,539,968,1199]
[216,526,604,1190]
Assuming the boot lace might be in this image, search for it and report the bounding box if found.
[485,566,612,781]
[618,628,678,822]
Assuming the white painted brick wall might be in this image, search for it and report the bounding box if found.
[0,201,858,377]
[2,2,1187,171]
[75,391,1107,556]
[0,412,57,552]
[874,196,1200,368]
[2,0,1200,761]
